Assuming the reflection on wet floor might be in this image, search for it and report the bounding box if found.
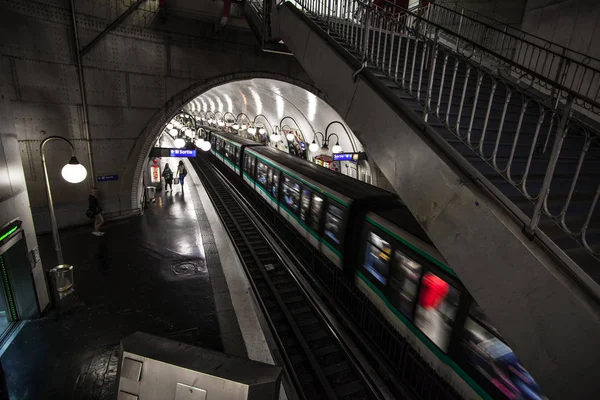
[0,165,245,399]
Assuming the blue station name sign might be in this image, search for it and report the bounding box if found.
[333,152,366,162]
[170,149,197,157]
[97,174,119,182]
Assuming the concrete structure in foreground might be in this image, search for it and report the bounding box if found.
[118,332,282,400]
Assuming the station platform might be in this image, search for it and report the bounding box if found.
[0,158,275,399]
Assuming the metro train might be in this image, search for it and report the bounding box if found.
[203,130,545,400]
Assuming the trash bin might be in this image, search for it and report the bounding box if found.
[48,264,74,300]
[146,186,156,202]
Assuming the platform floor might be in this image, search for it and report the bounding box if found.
[0,157,274,399]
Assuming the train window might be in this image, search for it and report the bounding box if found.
[250,156,256,178]
[282,175,300,213]
[256,161,268,188]
[300,189,311,223]
[224,143,231,160]
[363,232,391,285]
[414,272,459,352]
[244,154,251,175]
[308,194,323,232]
[388,250,422,318]
[324,203,344,245]
[462,304,544,400]
[270,170,280,199]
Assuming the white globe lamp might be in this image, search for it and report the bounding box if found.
[174,137,186,148]
[61,157,87,184]
[247,127,257,135]
[270,132,281,142]
[167,123,173,130]
[286,132,295,142]
[200,140,211,151]
[195,138,204,148]
[258,128,266,135]
[332,142,343,154]
[232,123,240,130]
[309,140,319,153]
[169,128,177,136]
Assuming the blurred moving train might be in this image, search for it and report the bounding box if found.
[201,129,545,400]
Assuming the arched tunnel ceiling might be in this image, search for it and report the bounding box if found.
[183,78,363,154]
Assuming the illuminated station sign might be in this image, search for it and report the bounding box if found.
[170,149,197,157]
[333,152,365,162]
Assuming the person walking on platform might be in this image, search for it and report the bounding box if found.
[177,160,187,191]
[163,163,173,192]
[87,189,105,236]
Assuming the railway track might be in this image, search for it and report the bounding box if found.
[190,154,396,400]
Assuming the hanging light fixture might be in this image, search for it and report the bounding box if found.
[61,156,88,184]
[286,132,295,142]
[270,132,281,142]
[169,128,178,136]
[241,124,247,130]
[174,137,186,148]
[331,142,343,154]
[309,140,319,153]
[200,140,211,151]
[185,129,193,138]
[232,123,240,130]
[258,127,266,135]
[247,126,257,135]
[195,138,204,147]
[167,123,173,130]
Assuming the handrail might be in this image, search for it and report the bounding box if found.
[435,1,600,67]
[412,1,600,115]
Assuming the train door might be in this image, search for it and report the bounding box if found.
[279,174,302,231]
[320,199,346,269]
[306,192,324,250]
[298,187,313,244]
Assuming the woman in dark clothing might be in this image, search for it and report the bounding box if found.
[88,189,104,236]
[162,163,173,192]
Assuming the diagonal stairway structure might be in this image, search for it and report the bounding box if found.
[268,0,600,397]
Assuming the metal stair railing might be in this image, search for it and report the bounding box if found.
[416,1,600,120]
[288,0,600,266]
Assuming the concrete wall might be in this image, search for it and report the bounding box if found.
[438,0,527,26]
[0,56,50,314]
[521,0,600,60]
[0,0,312,233]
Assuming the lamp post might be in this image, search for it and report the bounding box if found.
[234,113,251,131]
[310,121,352,154]
[254,114,274,136]
[40,136,88,265]
[223,112,236,129]
[309,132,341,154]
[205,111,216,127]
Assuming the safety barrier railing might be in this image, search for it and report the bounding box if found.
[288,0,600,259]
[416,2,600,119]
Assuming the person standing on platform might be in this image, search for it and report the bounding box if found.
[88,189,105,237]
[162,163,173,192]
[177,160,187,191]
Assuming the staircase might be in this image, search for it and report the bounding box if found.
[287,0,600,284]
[274,0,600,398]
